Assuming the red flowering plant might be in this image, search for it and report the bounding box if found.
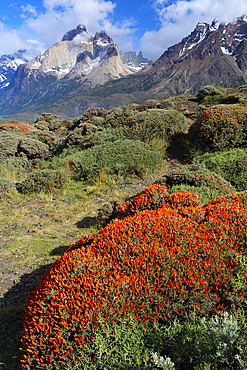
[20,186,247,369]
[0,122,35,135]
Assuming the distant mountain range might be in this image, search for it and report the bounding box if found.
[1,17,247,118]
[0,49,28,91]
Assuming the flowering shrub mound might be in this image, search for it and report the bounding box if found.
[0,122,35,135]
[20,187,247,369]
[188,104,247,152]
[114,184,204,223]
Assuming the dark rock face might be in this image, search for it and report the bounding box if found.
[62,24,88,41]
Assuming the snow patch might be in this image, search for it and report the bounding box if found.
[31,61,42,69]
[220,46,232,55]
[95,39,111,47]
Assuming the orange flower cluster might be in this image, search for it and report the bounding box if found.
[0,122,35,134]
[20,186,247,369]
[115,184,204,223]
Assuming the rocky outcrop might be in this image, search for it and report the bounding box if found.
[121,51,152,70]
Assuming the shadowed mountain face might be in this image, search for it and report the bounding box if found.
[141,17,247,95]
[1,17,247,118]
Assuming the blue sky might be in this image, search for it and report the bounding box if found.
[1,0,247,61]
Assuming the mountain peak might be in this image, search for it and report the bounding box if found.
[62,24,88,41]
[93,31,113,46]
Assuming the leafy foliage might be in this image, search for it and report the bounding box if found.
[194,148,247,191]
[62,139,162,181]
[188,104,247,152]
[16,169,68,194]
[0,177,16,197]
[121,109,189,146]
[20,188,247,369]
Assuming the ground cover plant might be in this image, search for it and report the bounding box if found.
[20,185,247,369]
[157,164,236,205]
[193,148,247,191]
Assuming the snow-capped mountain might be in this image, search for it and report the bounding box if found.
[0,49,28,91]
[0,24,151,113]
[1,17,247,117]
[142,15,247,95]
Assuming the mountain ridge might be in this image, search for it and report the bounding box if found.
[1,17,247,118]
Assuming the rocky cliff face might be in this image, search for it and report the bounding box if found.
[25,26,116,79]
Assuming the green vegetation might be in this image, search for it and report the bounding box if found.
[188,104,247,153]
[193,148,247,191]
[2,87,247,370]
[61,139,162,181]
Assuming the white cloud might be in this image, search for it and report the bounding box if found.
[20,4,37,17]
[22,0,137,56]
[140,0,247,60]
[0,21,40,57]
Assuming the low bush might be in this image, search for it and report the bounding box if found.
[0,157,31,182]
[197,85,225,102]
[194,148,247,191]
[0,122,35,134]
[122,109,189,147]
[188,104,247,152]
[0,133,24,160]
[16,169,68,194]
[158,164,235,204]
[27,130,57,151]
[0,177,16,197]
[17,137,49,161]
[0,132,49,163]
[62,139,162,181]
[70,108,108,130]
[112,184,204,223]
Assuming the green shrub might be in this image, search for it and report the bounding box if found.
[0,177,16,197]
[17,137,49,161]
[27,130,57,150]
[197,85,225,102]
[16,169,68,194]
[35,113,59,124]
[0,157,31,182]
[48,119,61,131]
[62,139,162,181]
[54,126,123,156]
[70,108,108,130]
[123,109,189,146]
[0,133,23,160]
[194,148,247,191]
[188,104,247,153]
[158,164,236,203]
